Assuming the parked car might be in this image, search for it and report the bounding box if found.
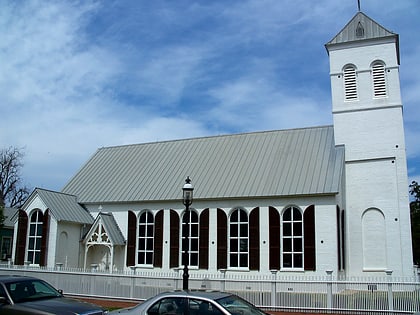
[0,275,108,315]
[110,290,268,315]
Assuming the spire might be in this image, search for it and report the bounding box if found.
[357,0,361,12]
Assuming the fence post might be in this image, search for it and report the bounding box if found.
[270,270,278,307]
[385,270,394,313]
[219,269,226,292]
[326,270,333,310]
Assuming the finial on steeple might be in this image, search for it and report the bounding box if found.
[357,0,361,11]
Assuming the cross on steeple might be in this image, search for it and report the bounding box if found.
[357,0,361,11]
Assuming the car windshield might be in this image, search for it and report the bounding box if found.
[6,279,62,303]
[215,294,267,315]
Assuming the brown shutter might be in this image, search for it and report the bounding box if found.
[336,206,341,270]
[217,209,227,269]
[126,211,136,267]
[153,210,164,267]
[199,209,209,269]
[169,210,180,268]
[269,206,280,270]
[40,210,49,266]
[341,209,346,270]
[249,207,260,270]
[15,210,28,265]
[304,205,316,271]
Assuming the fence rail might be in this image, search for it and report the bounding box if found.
[0,265,419,314]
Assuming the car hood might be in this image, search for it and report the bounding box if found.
[18,297,103,315]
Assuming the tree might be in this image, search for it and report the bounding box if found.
[0,147,30,225]
[409,180,420,265]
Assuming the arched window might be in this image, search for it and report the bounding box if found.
[182,210,199,267]
[372,61,387,98]
[229,208,248,268]
[281,206,303,269]
[138,211,154,265]
[343,65,358,101]
[27,210,43,265]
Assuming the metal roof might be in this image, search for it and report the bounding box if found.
[62,126,344,203]
[326,12,397,46]
[85,212,125,245]
[2,207,18,228]
[33,188,94,224]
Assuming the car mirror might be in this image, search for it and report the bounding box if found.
[0,296,9,305]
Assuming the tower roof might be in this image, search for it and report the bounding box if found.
[326,11,399,64]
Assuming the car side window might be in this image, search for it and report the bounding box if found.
[0,285,8,299]
[148,297,186,315]
[189,299,224,315]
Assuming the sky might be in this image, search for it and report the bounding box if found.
[0,0,419,194]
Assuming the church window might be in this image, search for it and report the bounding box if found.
[229,208,248,268]
[182,210,199,267]
[372,61,387,98]
[27,210,43,265]
[343,65,358,101]
[138,211,154,265]
[281,206,303,269]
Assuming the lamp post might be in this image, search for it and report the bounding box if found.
[182,176,194,291]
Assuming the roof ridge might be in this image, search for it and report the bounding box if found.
[98,125,334,151]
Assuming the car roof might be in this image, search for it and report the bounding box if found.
[0,275,41,283]
[155,290,233,300]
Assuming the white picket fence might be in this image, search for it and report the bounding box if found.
[1,264,419,314]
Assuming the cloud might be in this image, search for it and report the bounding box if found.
[0,0,419,192]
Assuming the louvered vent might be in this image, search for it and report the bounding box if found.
[372,62,387,97]
[343,66,358,100]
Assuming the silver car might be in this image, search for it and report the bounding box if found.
[110,290,268,315]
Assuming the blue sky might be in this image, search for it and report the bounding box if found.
[1,0,419,193]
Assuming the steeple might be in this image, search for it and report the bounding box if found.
[326,12,400,64]
[325,11,413,277]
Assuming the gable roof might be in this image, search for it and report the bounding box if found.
[84,212,125,246]
[62,126,344,203]
[27,188,94,224]
[326,11,397,45]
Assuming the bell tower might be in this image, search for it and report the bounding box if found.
[326,12,413,276]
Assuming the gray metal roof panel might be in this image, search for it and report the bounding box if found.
[62,126,344,203]
[98,212,125,245]
[3,207,18,227]
[326,12,397,46]
[35,188,94,224]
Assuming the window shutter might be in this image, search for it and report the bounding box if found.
[199,209,209,269]
[269,207,280,270]
[372,62,387,97]
[304,205,316,271]
[153,210,164,267]
[343,66,358,100]
[169,210,180,268]
[15,210,28,265]
[341,210,346,270]
[40,210,49,266]
[336,206,341,270]
[249,207,260,271]
[217,209,227,269]
[126,211,136,267]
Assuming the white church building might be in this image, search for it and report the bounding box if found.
[12,11,414,279]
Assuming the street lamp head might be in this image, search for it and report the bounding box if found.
[182,176,194,206]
